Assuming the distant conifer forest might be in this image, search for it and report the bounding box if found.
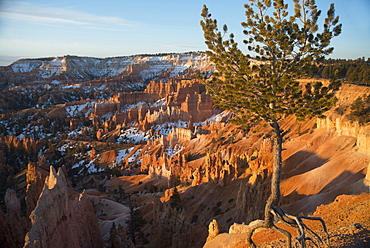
[314,57,370,85]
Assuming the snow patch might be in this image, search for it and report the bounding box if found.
[196,111,232,126]
[128,148,142,163]
[165,144,183,157]
[116,147,134,164]
[121,101,146,112]
[65,101,95,117]
[117,127,150,144]
[150,98,166,107]
[71,158,104,175]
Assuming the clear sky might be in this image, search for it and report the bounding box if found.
[0,0,369,66]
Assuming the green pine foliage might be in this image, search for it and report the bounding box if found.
[170,186,181,209]
[200,0,342,126]
[201,2,342,245]
[347,95,370,123]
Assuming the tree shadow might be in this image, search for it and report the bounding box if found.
[282,150,329,180]
[320,170,367,193]
[282,170,368,215]
[151,173,272,248]
[330,228,370,247]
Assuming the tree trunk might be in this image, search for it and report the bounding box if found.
[265,119,283,225]
[246,119,329,247]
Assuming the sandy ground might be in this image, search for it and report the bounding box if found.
[204,193,370,248]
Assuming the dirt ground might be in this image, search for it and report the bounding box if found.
[253,193,370,247]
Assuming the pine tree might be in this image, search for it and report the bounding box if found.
[170,186,181,209]
[346,65,356,82]
[201,0,341,247]
[359,64,370,86]
[126,205,147,245]
[109,222,118,247]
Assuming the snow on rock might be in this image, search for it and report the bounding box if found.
[117,120,190,144]
[11,60,43,73]
[67,128,82,137]
[71,160,85,170]
[153,121,188,136]
[121,101,146,112]
[150,98,166,107]
[86,160,104,174]
[71,159,104,175]
[116,148,134,164]
[196,111,232,127]
[8,52,210,81]
[115,147,142,165]
[165,144,183,157]
[62,85,80,89]
[128,148,142,163]
[65,101,96,117]
[117,127,150,144]
[39,58,64,78]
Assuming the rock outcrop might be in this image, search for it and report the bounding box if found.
[151,196,194,248]
[24,166,103,248]
[206,219,219,242]
[5,189,21,216]
[2,52,210,84]
[316,83,370,154]
[365,162,370,186]
[111,78,214,125]
[88,77,215,143]
[25,162,47,216]
[0,189,28,248]
[317,117,370,153]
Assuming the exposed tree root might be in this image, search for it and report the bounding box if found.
[242,123,330,247]
[246,204,330,248]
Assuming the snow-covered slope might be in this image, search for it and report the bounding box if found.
[8,52,210,81]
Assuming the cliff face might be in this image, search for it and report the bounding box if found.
[151,196,194,248]
[24,166,103,248]
[0,52,211,113]
[1,52,210,84]
[0,189,29,248]
[25,162,48,217]
[316,83,370,154]
[317,117,370,154]
[90,77,215,146]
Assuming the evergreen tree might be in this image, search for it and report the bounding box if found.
[201,0,341,247]
[126,205,147,245]
[346,65,357,82]
[109,222,118,247]
[170,186,181,209]
[348,95,370,123]
[321,66,330,79]
[359,64,370,86]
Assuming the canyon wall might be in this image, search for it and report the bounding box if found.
[2,52,210,84]
[0,189,29,248]
[93,77,215,133]
[317,117,370,154]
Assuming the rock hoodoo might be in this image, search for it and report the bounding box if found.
[24,166,103,248]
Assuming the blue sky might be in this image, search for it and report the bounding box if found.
[0,0,369,66]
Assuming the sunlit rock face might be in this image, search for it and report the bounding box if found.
[24,166,103,248]
[2,52,210,83]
